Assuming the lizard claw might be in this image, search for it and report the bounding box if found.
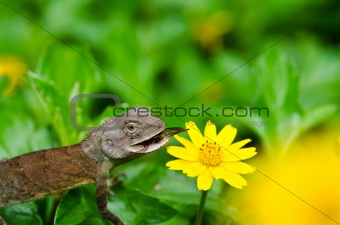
[106,172,126,196]
[0,216,6,225]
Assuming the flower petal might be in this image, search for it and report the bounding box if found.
[166,159,191,170]
[167,146,199,161]
[229,139,252,151]
[185,121,204,148]
[222,147,257,161]
[183,162,207,177]
[209,165,225,179]
[204,120,217,140]
[174,135,200,153]
[223,170,247,189]
[216,124,237,149]
[211,166,247,189]
[221,161,256,174]
[197,169,213,191]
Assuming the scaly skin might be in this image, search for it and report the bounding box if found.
[0,107,185,225]
[0,144,96,207]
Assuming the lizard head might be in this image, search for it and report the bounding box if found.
[83,107,186,162]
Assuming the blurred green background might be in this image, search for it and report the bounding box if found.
[0,0,340,224]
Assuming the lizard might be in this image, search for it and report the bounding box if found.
[0,107,186,225]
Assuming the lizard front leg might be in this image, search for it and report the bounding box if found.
[106,172,126,196]
[96,174,124,225]
[0,216,6,225]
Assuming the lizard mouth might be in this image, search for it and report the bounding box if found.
[131,127,187,153]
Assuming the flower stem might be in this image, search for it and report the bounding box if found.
[195,190,208,225]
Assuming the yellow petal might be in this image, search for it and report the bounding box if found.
[167,146,199,161]
[229,139,252,151]
[185,121,204,148]
[183,162,207,177]
[223,170,247,189]
[197,169,213,191]
[204,120,217,140]
[166,159,191,170]
[216,124,237,149]
[222,147,257,161]
[209,165,226,179]
[174,135,199,154]
[211,166,247,189]
[221,161,256,174]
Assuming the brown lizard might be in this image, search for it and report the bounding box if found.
[0,107,186,225]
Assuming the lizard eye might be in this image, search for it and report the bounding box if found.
[126,122,138,132]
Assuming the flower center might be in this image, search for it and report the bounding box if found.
[199,139,222,167]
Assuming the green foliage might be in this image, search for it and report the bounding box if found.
[1,0,340,224]
[27,44,103,145]
[0,109,55,159]
[234,49,338,154]
[0,203,43,225]
[107,185,177,225]
[54,184,177,225]
[120,160,235,225]
[54,185,98,225]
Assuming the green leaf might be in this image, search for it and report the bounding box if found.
[55,184,177,225]
[27,71,79,145]
[80,217,108,225]
[149,170,225,214]
[0,203,43,225]
[251,49,304,152]
[121,160,167,193]
[302,104,337,131]
[54,185,98,225]
[27,43,106,144]
[36,44,101,99]
[108,185,177,225]
[0,111,55,158]
[122,160,226,217]
[156,215,190,225]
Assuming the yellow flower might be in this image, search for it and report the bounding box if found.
[234,132,340,225]
[0,56,27,95]
[166,121,256,191]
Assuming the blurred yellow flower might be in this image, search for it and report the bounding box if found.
[193,11,233,50]
[234,132,340,225]
[166,121,256,191]
[0,56,27,95]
